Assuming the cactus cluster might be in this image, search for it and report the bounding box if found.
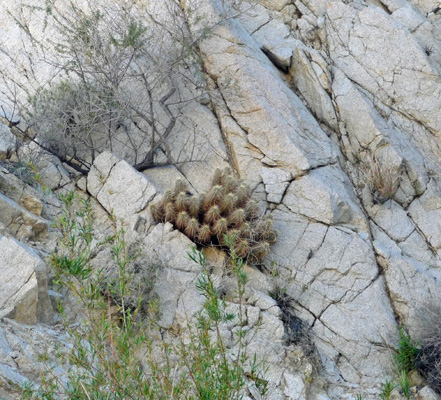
[150,168,277,264]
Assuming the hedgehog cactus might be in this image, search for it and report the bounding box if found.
[198,224,212,244]
[150,203,162,223]
[185,218,200,239]
[249,241,270,263]
[228,208,246,227]
[176,211,189,231]
[213,217,228,237]
[164,202,176,223]
[245,200,259,220]
[205,205,221,224]
[174,178,187,195]
[239,222,252,239]
[175,192,188,212]
[149,168,277,264]
[221,192,237,214]
[204,185,224,210]
[163,189,174,204]
[236,183,251,207]
[223,175,236,193]
[235,239,250,258]
[212,168,223,186]
[188,196,201,218]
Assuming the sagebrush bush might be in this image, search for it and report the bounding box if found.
[150,167,278,264]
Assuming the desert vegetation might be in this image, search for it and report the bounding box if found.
[19,191,267,399]
[364,147,401,203]
[0,0,238,173]
[416,330,441,395]
[377,326,441,399]
[150,167,278,264]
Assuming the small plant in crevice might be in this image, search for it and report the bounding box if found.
[380,379,396,400]
[395,326,420,374]
[364,149,401,203]
[150,167,278,264]
[269,286,314,354]
[380,327,420,400]
[416,330,441,394]
[399,370,411,399]
[424,44,434,56]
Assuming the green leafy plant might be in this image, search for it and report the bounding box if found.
[377,328,419,400]
[151,168,277,264]
[399,370,411,399]
[380,379,395,400]
[395,326,420,374]
[27,161,52,195]
[21,192,267,399]
[187,241,268,398]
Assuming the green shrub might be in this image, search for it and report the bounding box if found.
[21,192,267,399]
[394,326,419,374]
[150,168,277,264]
[379,327,419,399]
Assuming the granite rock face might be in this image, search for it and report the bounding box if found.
[0,319,68,399]
[2,0,441,398]
[0,125,15,161]
[87,151,158,220]
[0,235,52,325]
[184,0,441,395]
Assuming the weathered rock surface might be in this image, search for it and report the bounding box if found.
[0,235,52,325]
[0,124,15,161]
[0,166,44,216]
[3,0,441,398]
[87,152,158,219]
[0,193,49,241]
[0,319,68,400]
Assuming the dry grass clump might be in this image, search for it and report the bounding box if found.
[417,333,441,394]
[365,150,401,202]
[150,168,277,264]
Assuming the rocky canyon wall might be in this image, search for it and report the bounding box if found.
[1,0,441,399]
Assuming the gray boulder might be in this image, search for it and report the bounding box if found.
[87,152,158,219]
[0,235,52,324]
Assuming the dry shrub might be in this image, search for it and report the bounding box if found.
[365,148,401,202]
[417,333,441,394]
